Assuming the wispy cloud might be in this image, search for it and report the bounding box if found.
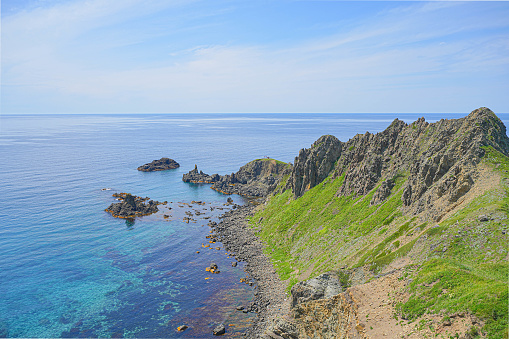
[2,0,509,113]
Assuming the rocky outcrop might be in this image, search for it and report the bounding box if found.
[183,159,291,197]
[289,108,509,221]
[105,193,160,218]
[290,272,346,307]
[263,272,366,339]
[182,165,220,183]
[137,158,179,171]
[291,135,342,198]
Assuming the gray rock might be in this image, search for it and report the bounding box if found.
[371,179,396,205]
[213,323,226,336]
[291,135,342,198]
[137,157,179,171]
[105,193,159,218]
[183,159,291,197]
[478,214,491,222]
[291,272,345,308]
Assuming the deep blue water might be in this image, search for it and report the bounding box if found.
[1,112,507,338]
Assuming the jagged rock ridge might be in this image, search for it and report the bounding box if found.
[290,135,342,198]
[289,107,509,220]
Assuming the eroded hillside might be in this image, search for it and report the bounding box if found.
[251,108,508,338]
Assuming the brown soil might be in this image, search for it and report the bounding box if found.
[351,260,484,339]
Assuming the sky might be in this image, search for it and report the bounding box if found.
[1,0,509,114]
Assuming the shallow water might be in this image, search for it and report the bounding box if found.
[1,113,507,338]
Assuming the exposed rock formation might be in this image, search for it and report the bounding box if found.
[289,107,509,221]
[291,135,342,198]
[137,158,179,172]
[105,193,160,218]
[263,272,366,339]
[290,272,346,307]
[183,159,291,197]
[182,165,221,183]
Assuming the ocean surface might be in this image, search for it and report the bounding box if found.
[1,112,508,338]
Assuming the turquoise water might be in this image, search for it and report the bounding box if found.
[1,113,507,338]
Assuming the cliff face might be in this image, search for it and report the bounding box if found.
[253,108,509,339]
[291,135,342,198]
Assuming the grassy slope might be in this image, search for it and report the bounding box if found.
[249,146,508,338]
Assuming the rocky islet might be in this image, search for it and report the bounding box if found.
[137,157,180,172]
[105,193,161,218]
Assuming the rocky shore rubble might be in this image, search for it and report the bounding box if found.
[211,205,290,338]
[137,157,180,172]
[183,159,291,197]
[105,193,161,218]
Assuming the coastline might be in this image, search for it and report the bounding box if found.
[214,205,289,338]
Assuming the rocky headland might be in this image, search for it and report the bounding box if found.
[205,108,509,339]
[137,157,180,172]
[105,193,161,218]
[183,158,291,197]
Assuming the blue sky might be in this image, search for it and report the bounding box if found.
[2,0,509,114]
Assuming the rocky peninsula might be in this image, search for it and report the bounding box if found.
[182,158,291,197]
[137,157,179,172]
[189,108,508,339]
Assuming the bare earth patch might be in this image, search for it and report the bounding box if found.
[351,262,484,339]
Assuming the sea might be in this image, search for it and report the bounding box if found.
[1,112,507,338]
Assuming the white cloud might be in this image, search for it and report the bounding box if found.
[2,0,509,113]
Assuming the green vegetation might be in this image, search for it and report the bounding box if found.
[250,143,508,337]
[357,217,415,267]
[252,158,290,165]
[396,146,509,338]
[397,259,508,338]
[250,171,408,283]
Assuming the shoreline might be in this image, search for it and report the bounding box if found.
[214,205,289,338]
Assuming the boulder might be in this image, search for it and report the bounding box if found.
[213,323,226,336]
[291,272,345,308]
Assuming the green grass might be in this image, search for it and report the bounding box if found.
[397,259,508,339]
[250,143,509,338]
[252,158,290,165]
[357,217,415,267]
[250,171,407,281]
[396,146,509,338]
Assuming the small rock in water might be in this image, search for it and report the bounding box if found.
[213,323,226,336]
[232,262,237,267]
[177,325,188,332]
[236,306,244,311]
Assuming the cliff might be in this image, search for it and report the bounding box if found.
[251,108,508,338]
